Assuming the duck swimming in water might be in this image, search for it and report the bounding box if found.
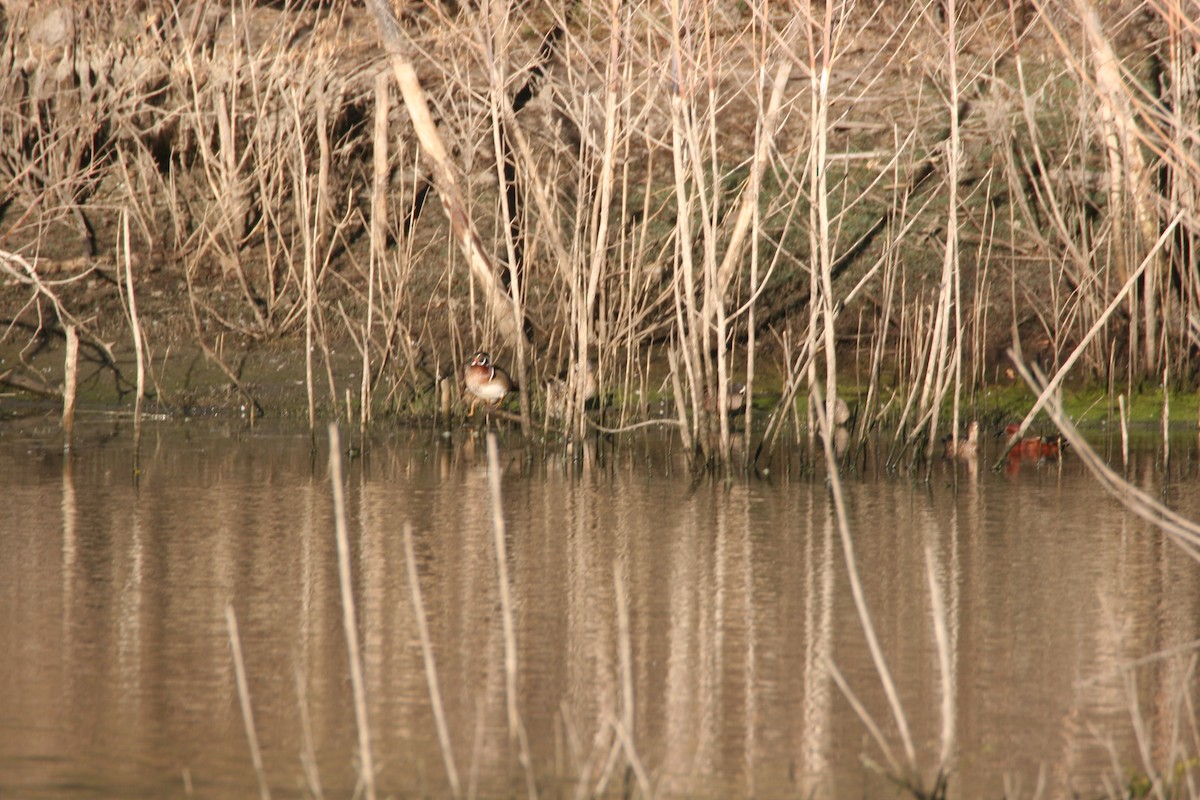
[942,420,979,458]
[999,423,1066,460]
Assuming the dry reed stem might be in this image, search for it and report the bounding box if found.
[363,71,389,433]
[62,324,78,449]
[327,424,378,800]
[120,212,146,418]
[485,433,538,798]
[805,0,842,458]
[1118,394,1129,472]
[714,58,793,296]
[224,605,272,800]
[574,0,623,443]
[927,0,963,460]
[666,348,694,456]
[402,521,462,798]
[1161,366,1170,469]
[304,180,317,433]
[666,102,703,454]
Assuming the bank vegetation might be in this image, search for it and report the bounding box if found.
[0,0,1198,468]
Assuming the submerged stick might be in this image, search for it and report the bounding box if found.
[328,425,378,800]
[225,605,272,800]
[402,521,462,798]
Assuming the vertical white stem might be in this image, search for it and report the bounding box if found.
[122,211,145,417]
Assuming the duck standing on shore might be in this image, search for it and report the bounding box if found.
[463,351,514,416]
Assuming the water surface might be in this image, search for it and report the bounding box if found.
[2,416,1199,798]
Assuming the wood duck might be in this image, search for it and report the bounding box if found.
[1038,435,1066,459]
[706,382,748,416]
[1000,423,1065,460]
[942,420,979,458]
[464,351,514,416]
[545,358,598,419]
[807,394,850,426]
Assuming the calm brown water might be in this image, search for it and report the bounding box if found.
[2,415,1200,798]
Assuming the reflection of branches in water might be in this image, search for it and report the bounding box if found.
[1012,357,1200,563]
[1014,356,1200,800]
[812,384,954,797]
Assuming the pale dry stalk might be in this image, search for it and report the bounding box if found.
[363,71,389,431]
[923,0,963,460]
[120,211,146,417]
[62,324,78,449]
[805,0,841,450]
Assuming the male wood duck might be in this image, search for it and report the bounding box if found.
[942,420,979,458]
[999,423,1041,458]
[1038,435,1066,459]
[999,423,1065,460]
[464,351,514,416]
